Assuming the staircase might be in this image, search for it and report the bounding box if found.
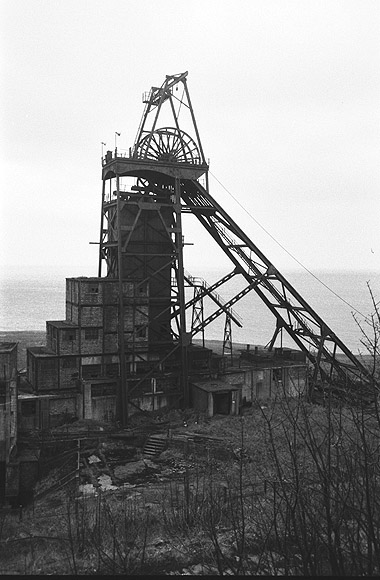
[143,434,167,458]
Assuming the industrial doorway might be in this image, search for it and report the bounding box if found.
[213,392,230,414]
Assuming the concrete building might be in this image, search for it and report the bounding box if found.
[190,346,308,418]
[25,276,214,426]
[191,380,242,417]
[0,343,18,502]
[23,72,313,428]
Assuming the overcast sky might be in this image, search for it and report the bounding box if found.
[1,0,379,279]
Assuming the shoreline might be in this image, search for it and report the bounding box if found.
[0,330,263,368]
[1,330,372,371]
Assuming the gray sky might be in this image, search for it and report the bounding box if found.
[1,0,379,278]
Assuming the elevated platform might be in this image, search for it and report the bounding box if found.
[102,150,208,181]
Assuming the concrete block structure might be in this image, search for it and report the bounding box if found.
[235,346,308,402]
[25,277,129,425]
[0,343,18,384]
[27,277,149,392]
[0,343,18,501]
[191,380,242,417]
[191,346,308,417]
[25,274,214,426]
[22,70,372,431]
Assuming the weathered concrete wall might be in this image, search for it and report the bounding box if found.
[0,346,17,380]
[66,278,79,304]
[27,272,177,409]
[191,384,209,414]
[221,364,307,403]
[82,382,92,419]
[46,324,58,352]
[254,368,271,399]
[58,330,79,355]
[104,306,118,331]
[125,391,180,417]
[47,396,78,427]
[59,357,79,389]
[81,306,103,326]
[229,389,240,415]
[104,281,119,303]
[286,365,308,396]
[18,399,39,431]
[80,329,103,355]
[220,369,255,402]
[81,280,104,304]
[104,333,118,353]
[70,305,79,324]
[0,405,6,460]
[27,351,34,386]
[0,371,17,462]
[130,394,169,413]
[91,396,116,423]
[19,393,78,430]
[37,358,59,391]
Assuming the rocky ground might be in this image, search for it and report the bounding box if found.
[1,330,377,574]
[2,399,379,576]
[1,410,247,575]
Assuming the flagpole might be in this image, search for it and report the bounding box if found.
[115,132,121,153]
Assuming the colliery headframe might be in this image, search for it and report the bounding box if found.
[25,72,378,429]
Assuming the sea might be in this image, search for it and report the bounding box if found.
[1,267,379,356]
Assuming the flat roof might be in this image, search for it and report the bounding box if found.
[237,359,307,370]
[0,342,18,353]
[47,320,78,329]
[192,380,242,393]
[27,346,56,357]
[66,276,142,283]
[66,276,103,281]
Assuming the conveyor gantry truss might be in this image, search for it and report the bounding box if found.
[100,71,377,423]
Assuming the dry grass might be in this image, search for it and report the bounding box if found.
[2,397,379,575]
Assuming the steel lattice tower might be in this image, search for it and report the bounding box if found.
[99,72,378,424]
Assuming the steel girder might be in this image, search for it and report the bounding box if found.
[179,178,378,402]
[190,286,205,347]
[98,71,377,415]
[98,176,189,422]
[184,270,243,330]
[223,315,233,365]
[131,71,207,169]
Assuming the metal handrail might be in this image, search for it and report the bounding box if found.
[184,269,243,325]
